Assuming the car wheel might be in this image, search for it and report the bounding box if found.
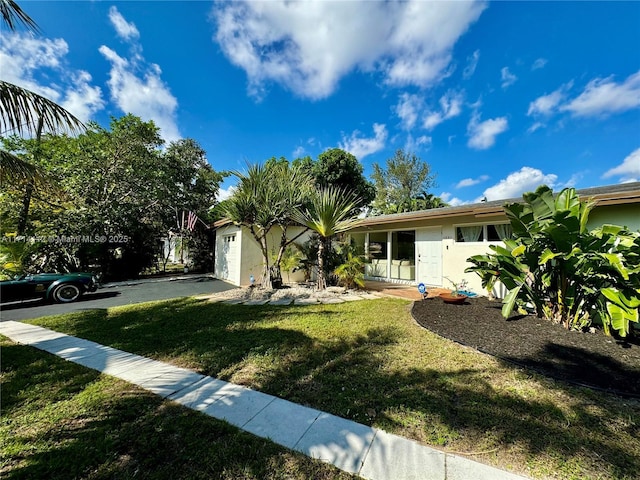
[52,283,82,303]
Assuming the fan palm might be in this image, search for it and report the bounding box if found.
[292,186,361,290]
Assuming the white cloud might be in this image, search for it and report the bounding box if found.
[339,123,388,159]
[108,6,140,41]
[561,70,640,117]
[482,167,557,201]
[212,0,486,99]
[564,172,585,187]
[395,93,423,130]
[292,145,306,158]
[422,90,464,130]
[603,148,640,183]
[467,113,508,150]
[100,9,181,142]
[404,133,432,153]
[463,49,480,79]
[527,85,569,117]
[0,33,104,125]
[527,122,545,133]
[439,191,467,206]
[456,175,489,188]
[500,67,517,89]
[217,185,236,202]
[60,71,105,122]
[531,58,547,70]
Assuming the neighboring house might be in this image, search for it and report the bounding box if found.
[214,183,640,292]
[160,234,190,265]
[214,223,313,286]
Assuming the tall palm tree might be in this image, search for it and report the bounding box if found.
[0,0,84,185]
[292,186,360,290]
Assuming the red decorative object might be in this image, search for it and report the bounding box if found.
[439,292,468,304]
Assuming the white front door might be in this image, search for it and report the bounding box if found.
[416,227,443,286]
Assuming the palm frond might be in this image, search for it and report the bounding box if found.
[292,186,361,238]
[0,0,38,32]
[0,148,55,188]
[0,80,85,136]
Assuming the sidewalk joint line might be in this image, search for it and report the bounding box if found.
[357,428,379,475]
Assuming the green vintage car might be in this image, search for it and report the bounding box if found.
[0,272,99,304]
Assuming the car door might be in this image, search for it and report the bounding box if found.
[0,276,47,303]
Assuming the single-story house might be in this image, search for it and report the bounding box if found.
[214,182,640,293]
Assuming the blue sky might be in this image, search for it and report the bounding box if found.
[2,1,639,205]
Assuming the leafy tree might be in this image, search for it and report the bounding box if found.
[294,148,375,210]
[466,186,640,337]
[1,115,224,280]
[160,138,226,273]
[222,161,313,288]
[371,149,436,214]
[292,186,360,290]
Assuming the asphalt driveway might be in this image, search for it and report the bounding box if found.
[0,275,236,322]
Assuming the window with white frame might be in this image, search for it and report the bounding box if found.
[223,234,236,243]
[455,223,512,242]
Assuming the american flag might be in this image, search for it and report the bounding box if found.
[186,211,198,232]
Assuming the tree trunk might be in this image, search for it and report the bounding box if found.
[17,182,33,236]
[316,238,326,290]
[17,116,44,236]
[259,235,272,289]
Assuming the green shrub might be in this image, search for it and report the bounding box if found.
[334,252,365,289]
[466,186,640,337]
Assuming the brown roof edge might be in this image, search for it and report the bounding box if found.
[353,182,640,228]
[212,218,233,229]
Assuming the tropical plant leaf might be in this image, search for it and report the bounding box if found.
[599,253,629,280]
[0,0,39,32]
[501,284,523,318]
[1,80,85,137]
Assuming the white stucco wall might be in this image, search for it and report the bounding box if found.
[217,224,314,286]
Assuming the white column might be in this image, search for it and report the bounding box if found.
[386,231,392,280]
[364,232,370,258]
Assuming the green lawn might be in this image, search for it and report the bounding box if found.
[4,297,640,479]
[0,337,354,480]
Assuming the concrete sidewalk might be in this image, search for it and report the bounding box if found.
[0,321,530,480]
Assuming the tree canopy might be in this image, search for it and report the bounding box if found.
[1,114,225,279]
[294,148,375,210]
[371,149,438,214]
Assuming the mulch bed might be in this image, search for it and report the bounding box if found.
[411,296,640,397]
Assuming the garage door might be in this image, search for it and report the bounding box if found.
[216,232,240,285]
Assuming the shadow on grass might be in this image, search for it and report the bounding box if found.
[252,333,639,480]
[1,340,355,480]
[504,342,640,397]
[25,298,640,479]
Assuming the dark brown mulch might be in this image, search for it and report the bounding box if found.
[411,296,640,397]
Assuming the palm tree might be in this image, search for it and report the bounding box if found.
[292,186,360,290]
[1,1,84,186]
[411,191,449,211]
[222,161,313,288]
